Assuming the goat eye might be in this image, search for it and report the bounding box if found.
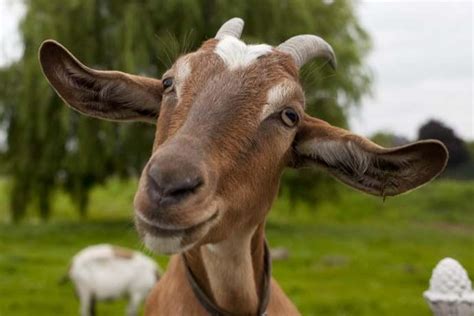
[162,77,174,92]
[281,108,299,127]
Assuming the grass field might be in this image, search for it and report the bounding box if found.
[0,178,473,315]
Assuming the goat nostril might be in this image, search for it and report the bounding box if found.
[164,176,203,198]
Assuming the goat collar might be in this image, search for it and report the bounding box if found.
[182,240,271,316]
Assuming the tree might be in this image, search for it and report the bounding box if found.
[418,119,470,168]
[0,0,371,221]
[371,131,409,148]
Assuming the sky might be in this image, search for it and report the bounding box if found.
[352,0,473,141]
[0,0,472,140]
[0,0,24,68]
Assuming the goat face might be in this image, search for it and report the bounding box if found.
[134,37,308,253]
[39,18,448,254]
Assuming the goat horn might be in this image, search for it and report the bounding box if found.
[277,35,337,70]
[215,17,244,40]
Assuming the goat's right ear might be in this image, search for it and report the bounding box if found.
[291,114,448,197]
[39,40,162,123]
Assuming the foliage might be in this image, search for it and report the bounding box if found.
[418,119,470,168]
[467,141,474,159]
[370,131,409,147]
[0,179,473,315]
[0,0,371,221]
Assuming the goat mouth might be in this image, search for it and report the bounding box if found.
[135,209,219,238]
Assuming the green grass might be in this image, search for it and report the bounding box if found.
[0,178,473,315]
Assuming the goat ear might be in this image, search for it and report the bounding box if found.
[39,40,162,123]
[292,114,448,197]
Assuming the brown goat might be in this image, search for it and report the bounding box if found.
[39,18,448,315]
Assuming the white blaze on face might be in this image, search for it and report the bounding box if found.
[175,57,191,83]
[173,56,192,99]
[261,80,297,121]
[215,36,272,70]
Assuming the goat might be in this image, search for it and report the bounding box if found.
[39,18,448,315]
[65,244,160,316]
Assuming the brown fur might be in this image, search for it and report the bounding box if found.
[145,258,299,316]
[39,22,448,315]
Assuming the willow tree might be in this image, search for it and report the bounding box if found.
[0,0,371,221]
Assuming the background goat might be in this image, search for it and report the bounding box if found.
[64,244,160,316]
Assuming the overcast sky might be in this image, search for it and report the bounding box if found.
[0,0,472,140]
[352,0,473,141]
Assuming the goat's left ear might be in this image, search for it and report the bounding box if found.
[291,114,449,196]
[39,40,162,123]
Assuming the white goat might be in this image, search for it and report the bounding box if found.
[65,244,160,316]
